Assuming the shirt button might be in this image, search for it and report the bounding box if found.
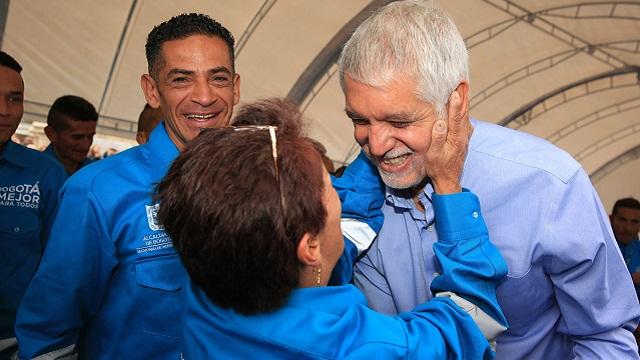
[472,211,479,218]
[427,225,434,232]
[14,226,20,233]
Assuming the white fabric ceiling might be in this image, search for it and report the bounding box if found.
[1,0,638,209]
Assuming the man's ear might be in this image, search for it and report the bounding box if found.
[141,74,161,109]
[450,81,469,117]
[232,73,241,106]
[296,233,321,267]
[44,125,56,143]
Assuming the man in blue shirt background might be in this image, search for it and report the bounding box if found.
[611,197,640,295]
[338,1,640,359]
[0,51,66,359]
[42,95,98,175]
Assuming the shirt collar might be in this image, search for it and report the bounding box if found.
[43,143,57,159]
[147,122,180,184]
[43,143,93,174]
[0,140,31,168]
[384,180,434,210]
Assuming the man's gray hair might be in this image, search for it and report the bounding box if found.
[338,0,468,117]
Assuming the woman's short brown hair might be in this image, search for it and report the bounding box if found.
[156,98,326,314]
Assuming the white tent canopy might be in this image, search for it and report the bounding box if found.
[1,0,638,209]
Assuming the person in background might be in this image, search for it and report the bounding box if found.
[87,144,102,161]
[136,103,164,145]
[43,95,98,175]
[102,147,118,158]
[0,51,66,360]
[157,98,508,359]
[339,1,640,358]
[611,197,640,295]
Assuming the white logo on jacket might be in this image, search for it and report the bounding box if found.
[0,181,40,208]
[145,204,164,231]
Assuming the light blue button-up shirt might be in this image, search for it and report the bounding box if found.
[354,119,640,359]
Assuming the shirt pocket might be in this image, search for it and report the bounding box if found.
[0,211,41,296]
[0,211,40,239]
[0,210,41,255]
[135,253,185,339]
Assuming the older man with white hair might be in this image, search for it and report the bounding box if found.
[339,1,640,359]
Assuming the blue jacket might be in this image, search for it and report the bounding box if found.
[0,141,66,341]
[16,124,187,359]
[181,190,507,359]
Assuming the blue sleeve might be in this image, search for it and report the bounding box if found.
[397,297,496,359]
[329,151,384,285]
[430,190,508,328]
[337,290,496,359]
[15,180,117,358]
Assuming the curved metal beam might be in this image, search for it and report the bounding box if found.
[465,18,518,49]
[286,0,396,105]
[539,2,640,21]
[471,39,640,109]
[481,0,627,68]
[468,2,640,49]
[590,144,640,184]
[574,121,640,162]
[547,96,640,143]
[98,0,139,114]
[235,0,277,58]
[499,66,640,127]
[605,40,640,53]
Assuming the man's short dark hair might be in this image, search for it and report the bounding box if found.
[145,13,235,78]
[156,98,326,315]
[0,51,22,73]
[613,197,640,215]
[47,95,98,131]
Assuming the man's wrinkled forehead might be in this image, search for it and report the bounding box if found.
[153,34,234,76]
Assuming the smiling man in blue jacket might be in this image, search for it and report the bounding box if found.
[15,14,240,359]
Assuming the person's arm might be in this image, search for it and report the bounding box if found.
[545,169,640,359]
[430,190,508,341]
[380,189,506,359]
[420,89,507,340]
[329,151,385,285]
[16,180,117,359]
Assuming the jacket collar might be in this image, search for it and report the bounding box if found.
[147,122,180,184]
